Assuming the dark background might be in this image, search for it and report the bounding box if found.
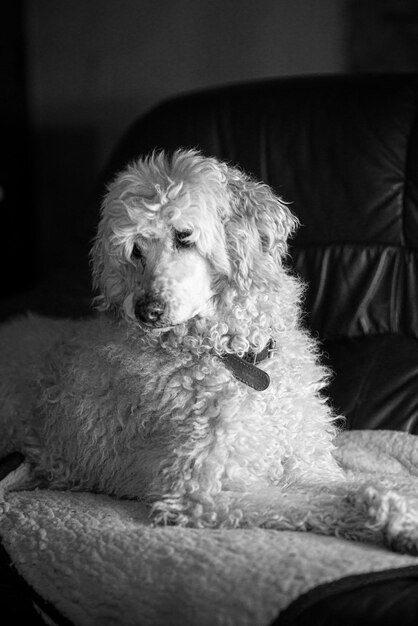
[2,0,418,303]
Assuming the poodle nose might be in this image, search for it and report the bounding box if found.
[135,296,165,324]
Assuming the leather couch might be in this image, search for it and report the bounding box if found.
[1,74,418,624]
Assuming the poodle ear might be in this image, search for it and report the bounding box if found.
[224,166,299,291]
[90,217,118,311]
[90,195,130,313]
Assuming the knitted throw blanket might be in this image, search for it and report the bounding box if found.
[1,430,418,626]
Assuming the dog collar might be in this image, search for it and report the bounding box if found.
[218,339,276,391]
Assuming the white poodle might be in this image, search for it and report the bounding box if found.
[0,149,416,552]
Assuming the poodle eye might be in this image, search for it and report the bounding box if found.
[174,230,193,249]
[131,243,143,260]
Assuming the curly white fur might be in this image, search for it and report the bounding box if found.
[1,149,418,553]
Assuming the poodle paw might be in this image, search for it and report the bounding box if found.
[358,485,418,555]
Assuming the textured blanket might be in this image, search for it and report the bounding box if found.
[1,430,418,626]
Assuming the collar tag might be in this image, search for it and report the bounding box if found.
[218,339,276,391]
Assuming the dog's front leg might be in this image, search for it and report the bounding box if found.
[208,481,418,555]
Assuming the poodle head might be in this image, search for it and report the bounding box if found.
[91,149,298,344]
